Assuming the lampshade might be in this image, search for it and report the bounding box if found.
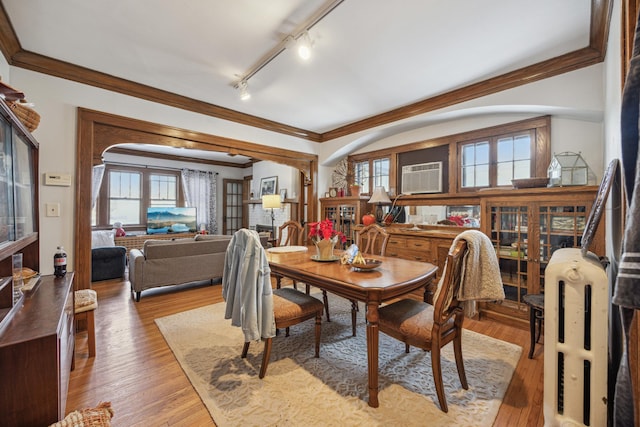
[262,194,281,209]
[368,186,392,205]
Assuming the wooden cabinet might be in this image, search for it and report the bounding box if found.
[0,274,75,426]
[358,225,462,281]
[480,186,603,326]
[320,196,370,246]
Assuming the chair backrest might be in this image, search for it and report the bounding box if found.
[356,224,390,256]
[278,220,304,247]
[433,240,468,324]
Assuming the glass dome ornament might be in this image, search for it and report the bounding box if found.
[547,151,589,186]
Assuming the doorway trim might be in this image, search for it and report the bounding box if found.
[75,108,318,290]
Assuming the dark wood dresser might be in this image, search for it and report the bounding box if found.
[0,273,75,426]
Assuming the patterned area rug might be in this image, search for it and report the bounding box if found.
[156,295,521,427]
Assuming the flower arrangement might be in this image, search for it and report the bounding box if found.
[308,219,347,244]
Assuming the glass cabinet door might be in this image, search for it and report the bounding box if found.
[12,130,35,239]
[490,205,529,314]
[537,203,588,293]
[0,119,13,245]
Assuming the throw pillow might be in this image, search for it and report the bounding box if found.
[91,230,115,248]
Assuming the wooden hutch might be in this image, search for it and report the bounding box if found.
[0,99,75,426]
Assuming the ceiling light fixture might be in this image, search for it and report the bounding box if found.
[297,31,314,60]
[236,80,251,101]
[231,0,343,97]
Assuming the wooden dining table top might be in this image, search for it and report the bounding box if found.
[266,246,438,303]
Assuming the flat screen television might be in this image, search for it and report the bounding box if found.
[146,207,197,234]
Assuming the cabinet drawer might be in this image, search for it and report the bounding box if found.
[385,236,407,257]
[407,238,431,252]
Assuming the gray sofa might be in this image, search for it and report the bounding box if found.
[129,234,233,301]
[129,233,270,301]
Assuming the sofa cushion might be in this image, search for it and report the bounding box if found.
[143,236,232,259]
[92,230,115,248]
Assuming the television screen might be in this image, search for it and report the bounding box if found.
[146,207,197,234]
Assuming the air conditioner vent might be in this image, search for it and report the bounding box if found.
[401,161,443,194]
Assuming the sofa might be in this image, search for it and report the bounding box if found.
[91,230,127,282]
[129,234,233,301]
[129,232,272,301]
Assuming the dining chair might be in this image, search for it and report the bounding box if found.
[347,224,390,336]
[378,239,469,412]
[275,220,333,323]
[223,228,324,378]
[274,220,305,290]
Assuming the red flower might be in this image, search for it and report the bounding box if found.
[308,219,347,244]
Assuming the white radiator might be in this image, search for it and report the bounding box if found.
[543,248,608,426]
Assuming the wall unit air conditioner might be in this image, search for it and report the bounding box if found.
[401,161,442,194]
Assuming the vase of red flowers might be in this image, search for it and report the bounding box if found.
[308,219,347,260]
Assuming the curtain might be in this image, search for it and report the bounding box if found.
[181,169,217,234]
[91,164,105,210]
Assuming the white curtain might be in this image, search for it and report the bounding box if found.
[91,164,105,210]
[181,169,217,234]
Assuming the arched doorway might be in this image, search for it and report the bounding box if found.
[75,108,318,290]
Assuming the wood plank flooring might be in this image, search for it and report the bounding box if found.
[67,278,544,426]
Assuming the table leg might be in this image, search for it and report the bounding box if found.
[366,301,379,408]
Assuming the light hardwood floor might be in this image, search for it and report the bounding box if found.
[67,278,544,426]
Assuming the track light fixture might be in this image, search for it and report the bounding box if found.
[230,0,344,100]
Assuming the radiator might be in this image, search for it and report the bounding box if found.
[543,248,608,426]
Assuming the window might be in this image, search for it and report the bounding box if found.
[459,129,535,190]
[95,164,184,229]
[353,157,390,195]
[109,170,141,224]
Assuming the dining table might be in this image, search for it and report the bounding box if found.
[266,246,438,408]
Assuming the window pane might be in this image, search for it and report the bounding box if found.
[355,161,370,193]
[476,142,489,164]
[110,171,140,198]
[476,164,489,186]
[514,135,531,160]
[513,159,530,179]
[373,158,389,190]
[462,145,475,166]
[462,166,475,187]
[497,162,513,185]
[497,137,513,162]
[109,199,140,224]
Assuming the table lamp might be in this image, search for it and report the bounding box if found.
[368,186,391,223]
[262,194,281,239]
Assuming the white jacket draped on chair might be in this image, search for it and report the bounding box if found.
[222,229,276,341]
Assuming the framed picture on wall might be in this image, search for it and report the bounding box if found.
[280,188,287,202]
[260,176,278,197]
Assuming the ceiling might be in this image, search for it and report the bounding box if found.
[0,1,604,163]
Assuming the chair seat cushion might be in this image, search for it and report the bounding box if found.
[379,299,454,342]
[272,288,323,321]
[75,289,98,313]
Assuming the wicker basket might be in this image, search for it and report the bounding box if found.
[6,101,40,132]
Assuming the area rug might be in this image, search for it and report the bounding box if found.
[155,295,522,427]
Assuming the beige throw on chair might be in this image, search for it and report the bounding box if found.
[449,229,504,317]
